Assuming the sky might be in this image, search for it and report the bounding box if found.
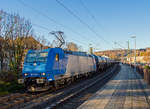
[0,0,150,52]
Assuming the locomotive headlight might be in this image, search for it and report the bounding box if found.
[24,73,28,76]
[48,78,52,81]
[41,72,46,76]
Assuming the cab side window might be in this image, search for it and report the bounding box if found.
[55,54,59,61]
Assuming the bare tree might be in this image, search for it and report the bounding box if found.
[0,10,53,74]
[0,10,33,74]
[67,42,79,51]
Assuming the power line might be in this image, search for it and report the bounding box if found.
[114,41,126,49]
[55,0,114,48]
[32,23,51,31]
[80,0,102,28]
[17,0,95,46]
[79,0,126,50]
[32,23,89,46]
[33,23,88,46]
[18,0,61,29]
[18,0,125,50]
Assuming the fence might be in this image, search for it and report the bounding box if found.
[126,63,150,85]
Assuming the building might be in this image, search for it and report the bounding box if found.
[0,36,49,72]
[146,48,150,52]
[127,56,148,64]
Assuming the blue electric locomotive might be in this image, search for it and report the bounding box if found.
[18,48,97,91]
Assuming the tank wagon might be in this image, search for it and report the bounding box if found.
[18,48,98,91]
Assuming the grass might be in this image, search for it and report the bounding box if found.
[0,80,24,96]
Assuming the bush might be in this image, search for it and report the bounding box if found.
[0,71,17,82]
[0,80,24,96]
[0,71,24,96]
[144,65,150,69]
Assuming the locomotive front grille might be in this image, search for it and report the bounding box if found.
[36,79,44,84]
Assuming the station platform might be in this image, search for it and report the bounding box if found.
[78,64,150,109]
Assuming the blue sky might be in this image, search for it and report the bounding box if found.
[0,0,150,51]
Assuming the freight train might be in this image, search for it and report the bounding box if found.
[18,48,115,92]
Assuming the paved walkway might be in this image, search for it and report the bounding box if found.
[78,64,150,109]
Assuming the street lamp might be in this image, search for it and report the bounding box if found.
[89,44,93,54]
[131,36,136,71]
[126,40,130,64]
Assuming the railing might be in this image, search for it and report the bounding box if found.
[125,63,150,85]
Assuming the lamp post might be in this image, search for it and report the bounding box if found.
[131,36,136,71]
[89,44,93,54]
[126,40,130,64]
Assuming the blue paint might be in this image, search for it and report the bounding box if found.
[22,48,96,81]
[22,48,67,81]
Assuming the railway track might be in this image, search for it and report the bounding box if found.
[45,64,120,109]
[23,64,120,109]
[0,90,53,109]
[0,64,119,109]
[0,83,69,109]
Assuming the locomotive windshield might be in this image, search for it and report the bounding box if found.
[25,52,48,63]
